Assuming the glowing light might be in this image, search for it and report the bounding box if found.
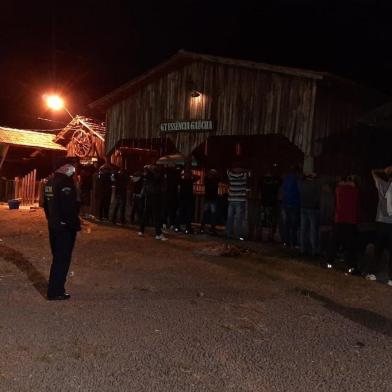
[191,90,201,98]
[44,95,65,111]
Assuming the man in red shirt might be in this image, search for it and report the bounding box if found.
[325,176,360,274]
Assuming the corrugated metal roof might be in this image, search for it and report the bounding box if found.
[0,127,66,150]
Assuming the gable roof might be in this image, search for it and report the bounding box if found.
[89,50,361,111]
[0,127,66,151]
[55,115,106,146]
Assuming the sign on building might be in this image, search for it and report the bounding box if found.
[160,120,213,133]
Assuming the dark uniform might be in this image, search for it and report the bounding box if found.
[44,172,81,300]
[111,169,129,224]
[97,164,113,221]
[139,167,163,236]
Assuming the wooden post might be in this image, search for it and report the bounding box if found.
[33,169,37,205]
[22,176,27,205]
[14,177,18,200]
[19,177,22,204]
[28,171,32,205]
[25,173,29,205]
[24,174,27,205]
[32,171,35,204]
[0,145,9,171]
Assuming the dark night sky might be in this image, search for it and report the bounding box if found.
[1,0,391,128]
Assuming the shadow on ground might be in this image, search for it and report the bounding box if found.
[296,288,392,339]
[193,244,392,339]
[0,244,47,298]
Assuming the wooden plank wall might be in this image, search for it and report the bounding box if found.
[106,61,317,156]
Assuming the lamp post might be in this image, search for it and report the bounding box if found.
[44,94,74,119]
[43,93,105,142]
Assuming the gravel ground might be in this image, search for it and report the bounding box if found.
[0,206,391,391]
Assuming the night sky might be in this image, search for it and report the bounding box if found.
[1,0,391,129]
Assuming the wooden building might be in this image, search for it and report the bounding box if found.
[0,126,66,203]
[0,126,66,179]
[54,115,106,164]
[89,51,386,230]
[90,50,384,174]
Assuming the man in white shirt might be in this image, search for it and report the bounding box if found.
[366,166,392,286]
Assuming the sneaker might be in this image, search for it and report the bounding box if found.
[320,261,333,269]
[365,274,377,281]
[155,234,168,241]
[138,232,144,237]
[347,268,362,276]
[239,237,245,241]
[387,280,392,287]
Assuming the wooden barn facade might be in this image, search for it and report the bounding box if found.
[89,51,386,229]
[90,51,384,174]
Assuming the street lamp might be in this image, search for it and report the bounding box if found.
[43,93,105,143]
[44,94,74,119]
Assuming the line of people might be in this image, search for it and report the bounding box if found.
[94,160,392,286]
[275,166,392,286]
[94,161,251,240]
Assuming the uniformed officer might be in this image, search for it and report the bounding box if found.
[44,159,81,300]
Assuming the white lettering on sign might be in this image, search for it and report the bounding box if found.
[160,120,213,132]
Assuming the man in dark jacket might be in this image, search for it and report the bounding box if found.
[139,165,167,240]
[200,169,220,235]
[299,172,321,256]
[97,160,113,221]
[44,159,81,300]
[281,167,301,247]
[111,168,129,225]
[175,167,199,234]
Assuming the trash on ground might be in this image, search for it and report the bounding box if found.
[194,243,255,257]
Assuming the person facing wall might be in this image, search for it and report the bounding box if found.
[226,161,249,240]
[299,171,321,256]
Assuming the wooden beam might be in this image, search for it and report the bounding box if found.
[78,118,105,141]
[0,145,10,170]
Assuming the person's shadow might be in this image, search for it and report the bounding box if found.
[296,288,392,339]
[0,244,47,298]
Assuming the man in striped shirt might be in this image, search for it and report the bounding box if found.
[226,162,249,240]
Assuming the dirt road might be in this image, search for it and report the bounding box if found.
[0,206,391,391]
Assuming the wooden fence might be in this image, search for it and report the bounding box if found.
[13,169,43,206]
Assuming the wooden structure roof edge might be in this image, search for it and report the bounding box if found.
[89,52,190,111]
[89,50,372,111]
[54,115,106,145]
[0,126,66,151]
